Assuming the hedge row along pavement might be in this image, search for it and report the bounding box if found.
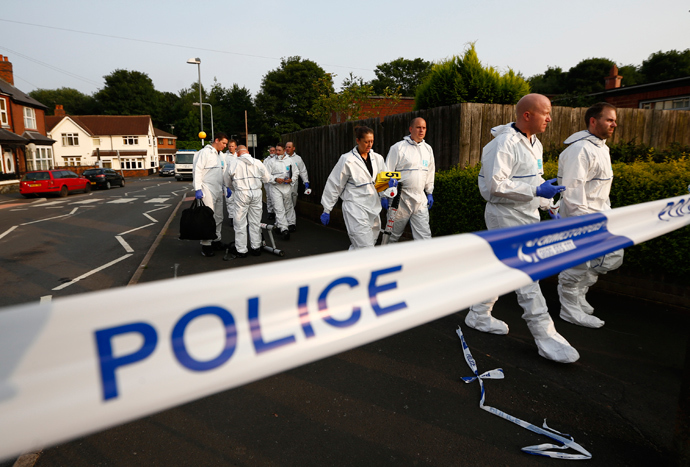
[430,145,690,285]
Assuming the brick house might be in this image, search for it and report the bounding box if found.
[154,128,177,164]
[330,96,416,124]
[595,65,690,110]
[46,109,160,176]
[0,54,55,180]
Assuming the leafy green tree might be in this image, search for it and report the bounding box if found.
[617,65,644,87]
[640,49,690,83]
[565,58,615,96]
[255,56,332,140]
[28,87,98,115]
[209,80,260,145]
[369,58,432,97]
[415,43,529,110]
[311,73,402,126]
[94,69,160,117]
[528,67,567,95]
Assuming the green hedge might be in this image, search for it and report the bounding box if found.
[430,158,690,284]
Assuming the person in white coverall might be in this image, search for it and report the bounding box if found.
[320,126,387,249]
[385,117,435,242]
[466,94,580,364]
[264,146,276,222]
[223,145,274,257]
[285,141,311,230]
[557,102,623,329]
[192,133,229,257]
[224,139,238,224]
[264,143,299,240]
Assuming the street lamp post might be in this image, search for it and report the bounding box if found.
[192,103,213,142]
[186,57,203,145]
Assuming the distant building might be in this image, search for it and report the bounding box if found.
[330,96,416,124]
[0,54,55,178]
[46,109,160,176]
[154,127,177,164]
[595,65,690,110]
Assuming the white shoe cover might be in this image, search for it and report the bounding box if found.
[535,333,580,363]
[560,310,605,328]
[579,295,595,315]
[465,310,509,335]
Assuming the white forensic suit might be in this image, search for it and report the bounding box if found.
[557,130,623,328]
[385,135,435,241]
[264,154,299,232]
[192,144,225,246]
[224,151,237,220]
[289,152,310,210]
[224,153,274,254]
[263,153,275,216]
[467,123,579,364]
[321,147,386,250]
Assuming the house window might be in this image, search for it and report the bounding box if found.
[23,107,37,129]
[123,136,139,145]
[640,97,690,111]
[0,98,8,126]
[102,160,112,169]
[62,133,79,146]
[93,138,100,146]
[26,146,53,171]
[168,138,173,145]
[121,158,143,169]
[158,138,164,145]
[64,156,81,166]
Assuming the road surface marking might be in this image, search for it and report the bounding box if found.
[52,254,133,291]
[21,208,79,225]
[115,236,134,253]
[119,223,155,235]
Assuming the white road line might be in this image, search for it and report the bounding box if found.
[32,201,68,207]
[70,199,101,205]
[0,225,18,240]
[143,213,158,222]
[40,295,52,303]
[9,209,28,212]
[119,223,155,235]
[115,235,134,253]
[145,206,170,214]
[21,207,79,225]
[107,198,137,204]
[52,254,133,291]
[145,198,170,203]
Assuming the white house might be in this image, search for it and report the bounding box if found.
[45,109,159,174]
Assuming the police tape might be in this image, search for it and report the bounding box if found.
[0,194,689,460]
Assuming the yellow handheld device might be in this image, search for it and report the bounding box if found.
[374,171,401,192]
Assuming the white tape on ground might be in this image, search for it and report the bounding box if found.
[0,194,688,460]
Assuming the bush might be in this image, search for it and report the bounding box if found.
[431,158,690,283]
[543,141,690,163]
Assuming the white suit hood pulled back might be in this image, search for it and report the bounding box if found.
[557,130,614,218]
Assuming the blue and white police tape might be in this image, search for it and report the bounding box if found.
[0,194,689,460]
[456,326,592,459]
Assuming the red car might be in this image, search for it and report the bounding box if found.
[20,169,91,198]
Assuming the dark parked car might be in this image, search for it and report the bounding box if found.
[20,169,91,197]
[82,168,125,190]
[159,163,175,177]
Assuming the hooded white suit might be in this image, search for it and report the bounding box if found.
[467,123,579,364]
[264,154,300,231]
[321,147,386,249]
[224,153,273,254]
[192,144,224,245]
[556,130,623,328]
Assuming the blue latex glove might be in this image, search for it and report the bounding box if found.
[426,193,434,209]
[536,178,565,199]
[388,178,398,187]
[305,182,310,189]
[320,212,330,225]
[381,197,389,210]
[548,210,561,220]
[226,187,232,198]
[195,189,203,199]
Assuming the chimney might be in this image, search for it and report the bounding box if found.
[55,105,66,117]
[604,65,622,90]
[0,55,13,85]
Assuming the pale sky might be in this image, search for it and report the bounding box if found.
[1,0,688,98]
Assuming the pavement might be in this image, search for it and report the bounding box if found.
[5,186,690,466]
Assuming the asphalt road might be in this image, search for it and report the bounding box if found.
[2,186,688,466]
[0,177,186,307]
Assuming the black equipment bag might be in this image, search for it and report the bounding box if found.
[179,198,216,240]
